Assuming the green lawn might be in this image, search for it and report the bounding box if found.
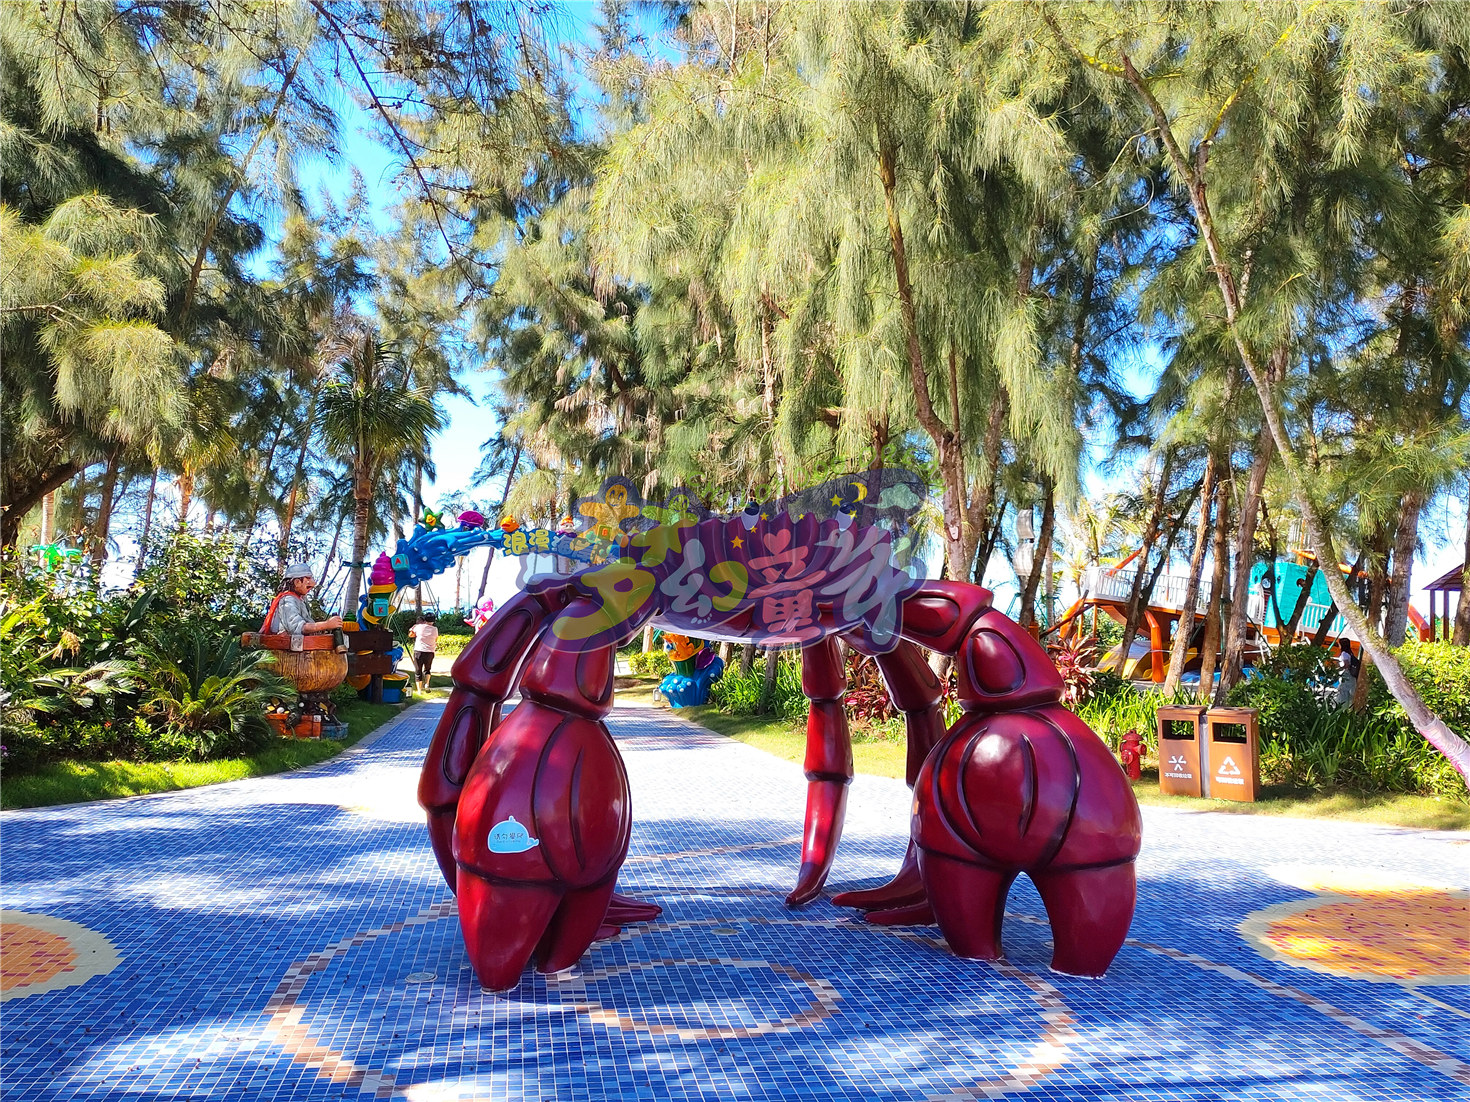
[678,708,1470,832]
[683,707,910,780]
[1,695,425,811]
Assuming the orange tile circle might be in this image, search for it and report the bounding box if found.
[0,912,121,1002]
[1261,892,1469,982]
[1,925,79,992]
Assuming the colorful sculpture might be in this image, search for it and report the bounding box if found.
[466,596,496,632]
[419,475,1142,991]
[657,632,725,707]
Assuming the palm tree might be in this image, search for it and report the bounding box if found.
[319,328,443,620]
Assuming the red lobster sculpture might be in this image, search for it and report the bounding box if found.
[419,489,1141,991]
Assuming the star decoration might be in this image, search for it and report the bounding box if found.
[760,513,769,520]
[731,535,744,549]
[831,494,842,506]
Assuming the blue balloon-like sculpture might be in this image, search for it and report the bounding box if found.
[660,656,726,707]
[384,510,602,592]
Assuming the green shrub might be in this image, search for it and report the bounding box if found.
[707,650,807,719]
[1227,662,1466,799]
[1391,642,1470,739]
[1258,643,1336,686]
[435,633,472,657]
[132,631,284,760]
[1074,682,1178,754]
[627,649,672,677]
[1229,675,1328,750]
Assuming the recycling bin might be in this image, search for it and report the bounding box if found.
[1156,705,1206,797]
[1204,707,1260,802]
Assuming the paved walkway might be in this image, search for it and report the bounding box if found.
[2,701,1467,1102]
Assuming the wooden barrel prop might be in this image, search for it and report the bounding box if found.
[265,649,348,694]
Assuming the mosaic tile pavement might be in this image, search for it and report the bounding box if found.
[2,700,1467,1101]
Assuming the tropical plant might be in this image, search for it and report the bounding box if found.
[132,632,284,759]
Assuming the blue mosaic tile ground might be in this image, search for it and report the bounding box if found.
[2,700,1467,1101]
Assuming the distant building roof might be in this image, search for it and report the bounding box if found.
[1424,562,1465,593]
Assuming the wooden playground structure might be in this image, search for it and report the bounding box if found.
[1052,555,1442,683]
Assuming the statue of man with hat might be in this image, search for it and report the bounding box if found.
[264,563,345,651]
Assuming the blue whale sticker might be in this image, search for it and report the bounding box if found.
[487,815,540,854]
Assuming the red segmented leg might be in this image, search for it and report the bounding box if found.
[538,879,620,973]
[419,588,567,891]
[831,637,945,916]
[1031,863,1136,977]
[786,635,853,907]
[900,588,1140,976]
[825,584,999,927]
[917,853,1016,960]
[453,594,643,990]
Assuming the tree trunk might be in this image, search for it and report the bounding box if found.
[1216,421,1276,702]
[320,509,348,603]
[1282,558,1319,641]
[279,383,322,562]
[1113,452,1174,673]
[1019,478,1055,629]
[476,547,496,604]
[89,452,121,566]
[177,472,194,528]
[1455,498,1470,646]
[1198,475,1232,701]
[1384,489,1424,647]
[413,462,424,614]
[39,491,56,545]
[1163,456,1217,696]
[241,421,287,547]
[138,470,158,556]
[969,396,1008,585]
[740,643,757,677]
[878,141,973,583]
[342,467,372,620]
[1311,551,1367,647]
[1117,54,1470,780]
[760,645,781,713]
[1,459,87,547]
[180,51,303,326]
[1351,552,1391,712]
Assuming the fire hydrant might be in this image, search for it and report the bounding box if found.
[1119,728,1143,781]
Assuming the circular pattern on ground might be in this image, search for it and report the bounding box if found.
[1241,870,1470,986]
[0,911,121,1002]
[547,956,840,1041]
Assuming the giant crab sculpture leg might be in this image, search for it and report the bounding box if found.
[828,581,1142,976]
[418,586,658,988]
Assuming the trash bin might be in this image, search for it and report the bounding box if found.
[1156,705,1206,797]
[1204,707,1260,802]
[380,673,409,704]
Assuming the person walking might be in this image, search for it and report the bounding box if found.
[408,613,440,688]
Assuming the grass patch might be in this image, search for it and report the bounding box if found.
[1128,767,1470,830]
[677,710,1470,832]
[1,694,425,811]
[683,708,909,779]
